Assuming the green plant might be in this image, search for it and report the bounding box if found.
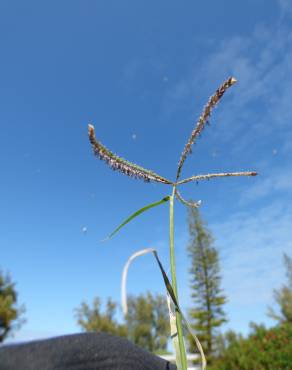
[209,324,292,370]
[0,269,25,342]
[187,207,227,363]
[75,297,128,337]
[75,292,170,353]
[268,253,292,324]
[126,292,170,353]
[88,76,256,369]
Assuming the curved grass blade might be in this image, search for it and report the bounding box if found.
[121,248,183,369]
[105,196,170,240]
[121,247,206,370]
[121,248,156,316]
[152,250,206,370]
[175,189,201,208]
[88,125,172,184]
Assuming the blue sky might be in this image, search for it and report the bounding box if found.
[1,0,292,343]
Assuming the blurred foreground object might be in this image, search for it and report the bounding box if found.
[0,332,176,370]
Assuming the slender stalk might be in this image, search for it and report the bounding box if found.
[169,186,188,370]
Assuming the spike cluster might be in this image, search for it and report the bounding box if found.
[88,77,257,209]
[88,125,172,184]
[176,77,237,180]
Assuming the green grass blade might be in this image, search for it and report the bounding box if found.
[152,250,206,370]
[120,248,182,369]
[105,196,170,240]
[169,189,187,370]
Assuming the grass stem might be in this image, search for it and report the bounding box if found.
[169,186,187,370]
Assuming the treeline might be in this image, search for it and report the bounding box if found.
[209,253,292,369]
[73,208,292,368]
[1,209,292,369]
[75,293,170,354]
[209,323,292,370]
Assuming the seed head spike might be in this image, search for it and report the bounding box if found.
[176,77,237,181]
[88,124,172,184]
[176,171,257,185]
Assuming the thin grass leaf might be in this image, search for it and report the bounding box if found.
[177,171,257,185]
[121,248,183,369]
[88,124,172,184]
[121,248,206,369]
[152,250,206,370]
[168,190,188,370]
[176,77,237,181]
[105,196,170,240]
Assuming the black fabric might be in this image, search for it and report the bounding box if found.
[0,333,176,370]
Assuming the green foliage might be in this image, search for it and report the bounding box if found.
[75,293,169,354]
[0,270,25,342]
[209,254,292,370]
[209,324,292,370]
[268,254,292,324]
[126,292,170,353]
[75,297,127,337]
[187,208,227,361]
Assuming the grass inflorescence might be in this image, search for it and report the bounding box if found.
[88,77,257,370]
[88,124,172,184]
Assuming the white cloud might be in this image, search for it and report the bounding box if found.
[164,0,292,160]
[240,166,292,203]
[119,0,292,335]
[209,27,292,148]
[210,199,292,331]
[172,197,292,334]
[279,0,292,17]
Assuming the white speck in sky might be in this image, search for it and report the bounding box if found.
[132,133,137,140]
[272,149,278,155]
[82,226,87,234]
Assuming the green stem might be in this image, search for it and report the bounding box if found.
[169,186,187,370]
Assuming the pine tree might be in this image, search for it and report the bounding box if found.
[0,270,25,342]
[187,207,227,361]
[268,253,292,324]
